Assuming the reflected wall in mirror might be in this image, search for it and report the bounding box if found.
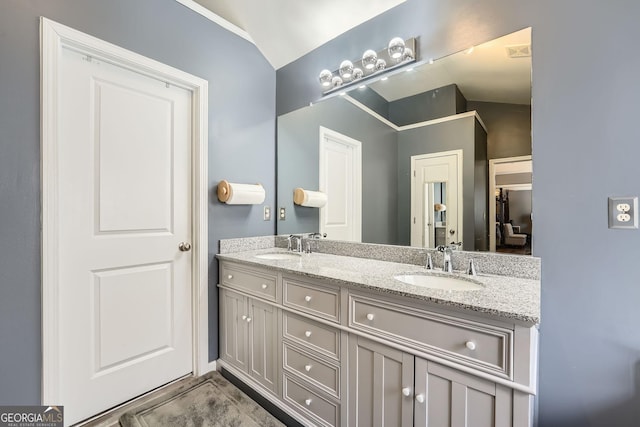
[277,28,532,254]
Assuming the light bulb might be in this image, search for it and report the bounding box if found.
[339,60,354,80]
[319,69,333,87]
[375,58,386,71]
[388,37,406,60]
[402,47,414,61]
[331,76,343,88]
[362,49,377,71]
[352,68,363,80]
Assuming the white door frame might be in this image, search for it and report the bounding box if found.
[41,17,210,405]
[488,155,532,251]
[410,150,463,248]
[319,126,362,242]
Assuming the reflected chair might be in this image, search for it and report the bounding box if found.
[503,223,527,246]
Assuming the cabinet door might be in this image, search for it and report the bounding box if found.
[415,358,512,427]
[348,335,414,427]
[248,297,279,394]
[220,289,248,371]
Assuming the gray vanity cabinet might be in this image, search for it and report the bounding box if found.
[218,260,537,427]
[415,359,512,427]
[348,335,414,427]
[220,289,279,394]
[219,262,280,395]
[348,336,513,427]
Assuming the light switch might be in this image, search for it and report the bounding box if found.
[279,207,286,220]
[608,197,638,229]
[263,206,271,221]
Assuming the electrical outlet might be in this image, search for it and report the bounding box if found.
[617,203,631,213]
[279,207,286,220]
[609,197,638,229]
[263,206,271,221]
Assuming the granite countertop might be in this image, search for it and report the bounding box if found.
[217,248,540,326]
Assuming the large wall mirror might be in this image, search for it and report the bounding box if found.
[277,28,532,255]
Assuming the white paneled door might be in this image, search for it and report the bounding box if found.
[411,150,463,248]
[55,33,193,424]
[319,127,362,242]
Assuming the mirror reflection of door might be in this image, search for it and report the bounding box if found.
[319,126,362,241]
[422,182,448,247]
[411,150,462,248]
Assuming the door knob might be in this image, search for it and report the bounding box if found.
[449,229,455,235]
[179,242,192,252]
[402,387,411,397]
[416,394,425,404]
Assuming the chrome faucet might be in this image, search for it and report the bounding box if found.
[436,242,461,273]
[288,234,303,253]
[308,232,326,239]
[425,252,434,270]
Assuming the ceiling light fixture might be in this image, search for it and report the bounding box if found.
[317,37,418,95]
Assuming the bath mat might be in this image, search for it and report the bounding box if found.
[119,371,284,427]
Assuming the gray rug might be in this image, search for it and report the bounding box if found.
[119,372,284,427]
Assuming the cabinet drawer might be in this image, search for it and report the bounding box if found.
[283,312,340,361]
[283,277,340,323]
[349,294,512,378]
[221,263,277,302]
[283,343,340,398]
[283,374,339,427]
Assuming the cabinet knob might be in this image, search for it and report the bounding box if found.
[465,341,477,351]
[304,295,312,302]
[241,315,247,320]
[402,387,411,397]
[261,283,268,289]
[246,317,252,323]
[304,364,312,372]
[304,330,312,338]
[227,274,233,280]
[304,398,312,406]
[415,394,425,404]
[366,313,375,321]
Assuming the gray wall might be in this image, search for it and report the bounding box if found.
[397,116,483,248]
[276,1,640,425]
[277,96,398,244]
[474,120,489,250]
[389,84,466,125]
[468,100,532,159]
[0,0,275,404]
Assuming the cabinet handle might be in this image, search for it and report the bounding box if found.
[465,341,477,351]
[366,313,375,321]
[246,317,252,323]
[304,330,312,338]
[304,398,312,406]
[402,387,411,397]
[304,364,312,372]
[261,283,268,289]
[415,394,425,404]
[241,315,247,321]
[227,274,233,280]
[304,295,312,302]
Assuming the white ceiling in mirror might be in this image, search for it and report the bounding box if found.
[192,0,407,69]
[368,27,531,105]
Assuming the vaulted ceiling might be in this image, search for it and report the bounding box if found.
[193,0,406,69]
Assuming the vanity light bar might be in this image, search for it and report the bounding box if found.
[318,37,417,95]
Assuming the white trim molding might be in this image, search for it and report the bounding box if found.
[40,17,209,404]
[343,95,488,134]
[173,0,254,43]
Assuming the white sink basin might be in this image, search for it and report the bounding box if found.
[394,273,483,291]
[254,252,302,260]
